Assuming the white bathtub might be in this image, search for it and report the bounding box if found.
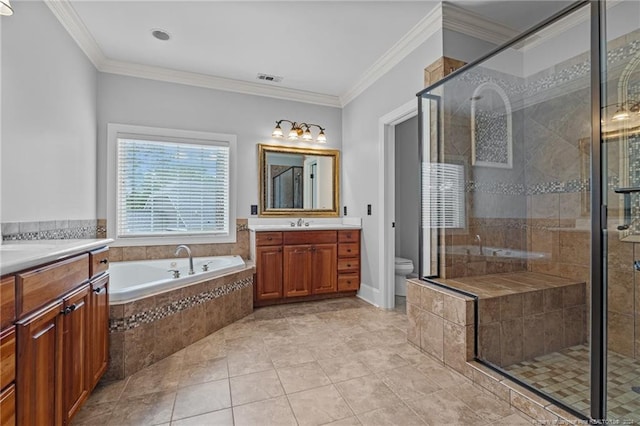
[109,255,246,304]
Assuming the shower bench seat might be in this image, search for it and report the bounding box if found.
[408,271,587,369]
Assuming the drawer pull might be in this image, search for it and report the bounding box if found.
[347,264,352,267]
[267,237,273,240]
[99,259,109,264]
[93,287,104,294]
[62,304,77,315]
[347,249,352,253]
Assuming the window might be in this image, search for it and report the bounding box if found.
[107,124,236,245]
[422,162,465,229]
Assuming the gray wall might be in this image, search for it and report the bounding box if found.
[394,116,419,271]
[96,73,342,220]
[1,0,98,222]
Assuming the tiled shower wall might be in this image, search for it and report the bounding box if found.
[436,29,640,359]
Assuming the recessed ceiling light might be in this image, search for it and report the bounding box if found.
[151,29,171,41]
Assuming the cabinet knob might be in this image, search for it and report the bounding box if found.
[278,248,282,252]
[347,264,352,267]
[99,259,109,264]
[347,249,352,253]
[61,304,77,315]
[267,237,272,241]
[93,287,104,294]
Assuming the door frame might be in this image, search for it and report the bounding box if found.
[377,99,418,309]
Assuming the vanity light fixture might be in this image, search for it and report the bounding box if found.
[0,0,13,16]
[272,120,327,144]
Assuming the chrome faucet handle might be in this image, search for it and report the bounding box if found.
[289,221,296,227]
[297,218,304,227]
[168,269,180,279]
[202,261,213,272]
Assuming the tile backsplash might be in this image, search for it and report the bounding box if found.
[1,219,103,241]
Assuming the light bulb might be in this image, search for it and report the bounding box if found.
[0,0,13,16]
[316,129,327,144]
[302,128,313,141]
[272,123,284,138]
[612,107,630,121]
[288,128,299,140]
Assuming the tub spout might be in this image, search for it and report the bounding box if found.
[175,245,195,275]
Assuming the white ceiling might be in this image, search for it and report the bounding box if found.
[60,0,569,104]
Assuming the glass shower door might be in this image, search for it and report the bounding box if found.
[603,0,640,422]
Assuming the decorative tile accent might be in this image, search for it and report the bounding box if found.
[110,276,253,332]
[2,219,100,241]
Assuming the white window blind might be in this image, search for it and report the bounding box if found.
[116,137,230,238]
[422,163,465,228]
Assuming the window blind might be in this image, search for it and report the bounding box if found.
[422,163,465,228]
[116,138,230,238]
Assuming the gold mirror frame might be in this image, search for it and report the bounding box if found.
[258,144,340,217]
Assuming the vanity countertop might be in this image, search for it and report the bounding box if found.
[0,238,113,275]
[248,217,362,232]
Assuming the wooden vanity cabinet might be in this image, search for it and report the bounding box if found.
[255,229,358,305]
[9,246,110,426]
[337,230,360,292]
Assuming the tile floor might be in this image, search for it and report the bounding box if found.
[506,344,640,423]
[73,297,532,426]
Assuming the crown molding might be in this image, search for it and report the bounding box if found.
[100,59,342,107]
[340,3,443,106]
[44,0,106,69]
[442,2,518,47]
[45,0,341,107]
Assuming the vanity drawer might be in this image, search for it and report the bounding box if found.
[89,247,110,279]
[338,230,360,243]
[337,258,359,272]
[0,276,15,329]
[338,274,359,292]
[283,231,337,245]
[256,232,283,246]
[0,326,15,390]
[338,243,359,258]
[16,254,89,317]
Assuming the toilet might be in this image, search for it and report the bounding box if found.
[394,257,414,296]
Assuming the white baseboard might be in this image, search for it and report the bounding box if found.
[357,282,381,307]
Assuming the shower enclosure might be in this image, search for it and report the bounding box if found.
[417,0,640,421]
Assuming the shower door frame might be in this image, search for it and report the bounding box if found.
[416,0,610,421]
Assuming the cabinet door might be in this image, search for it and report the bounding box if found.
[0,384,15,426]
[311,244,337,294]
[256,246,283,300]
[89,275,109,390]
[62,285,91,423]
[283,245,312,298]
[17,301,64,426]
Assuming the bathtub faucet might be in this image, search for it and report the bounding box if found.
[297,218,304,227]
[474,234,483,256]
[175,245,195,275]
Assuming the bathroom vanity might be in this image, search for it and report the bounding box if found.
[250,222,361,306]
[0,239,111,426]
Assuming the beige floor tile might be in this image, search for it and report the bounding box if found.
[71,401,115,425]
[415,361,470,389]
[358,347,411,372]
[492,412,536,425]
[322,417,362,426]
[87,378,129,404]
[179,356,228,388]
[230,369,285,406]
[107,390,176,426]
[310,342,356,361]
[267,344,316,368]
[335,375,403,415]
[121,355,182,398]
[224,335,266,354]
[446,383,513,421]
[183,334,227,364]
[376,365,440,401]
[317,357,372,383]
[287,384,353,426]
[357,404,426,426]
[406,389,483,425]
[170,408,234,426]
[277,361,332,394]
[227,350,274,377]
[232,395,298,426]
[172,379,231,421]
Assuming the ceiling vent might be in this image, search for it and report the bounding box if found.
[257,73,283,83]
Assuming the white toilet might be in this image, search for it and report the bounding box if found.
[394,257,414,297]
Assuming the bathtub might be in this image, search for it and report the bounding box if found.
[109,255,246,304]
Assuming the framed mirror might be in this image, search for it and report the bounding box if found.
[258,144,340,217]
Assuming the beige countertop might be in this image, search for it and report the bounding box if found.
[0,239,113,275]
